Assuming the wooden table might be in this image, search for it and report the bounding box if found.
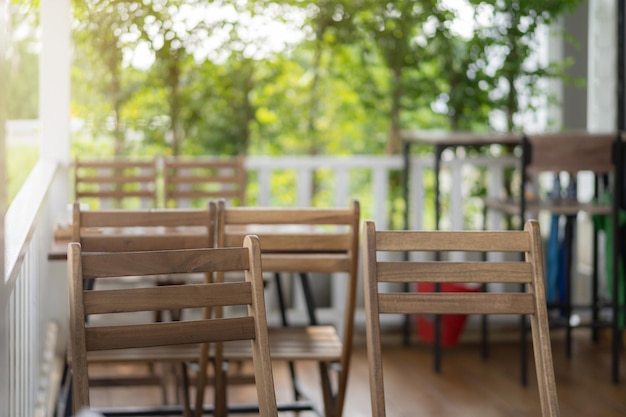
[400,130,522,232]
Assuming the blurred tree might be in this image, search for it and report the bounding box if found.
[348,0,439,154]
[72,0,150,155]
[68,0,584,160]
[181,17,258,156]
[468,0,583,131]
[6,1,38,119]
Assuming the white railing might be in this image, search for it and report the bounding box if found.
[2,159,68,417]
[2,153,518,417]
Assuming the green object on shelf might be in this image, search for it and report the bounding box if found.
[592,193,626,327]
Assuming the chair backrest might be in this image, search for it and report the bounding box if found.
[362,219,559,417]
[163,156,246,208]
[74,157,158,209]
[523,132,617,175]
[216,199,360,414]
[68,236,278,416]
[71,201,216,253]
[218,200,359,276]
[217,199,360,302]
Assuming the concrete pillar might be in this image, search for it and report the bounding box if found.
[40,0,71,162]
[40,0,71,212]
[588,0,617,132]
[0,0,7,411]
[1,0,6,256]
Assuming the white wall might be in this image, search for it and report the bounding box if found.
[0,0,8,413]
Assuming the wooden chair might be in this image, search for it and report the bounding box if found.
[68,236,278,417]
[482,131,624,383]
[163,156,246,208]
[73,157,158,209]
[71,201,216,409]
[362,219,560,417]
[214,199,360,417]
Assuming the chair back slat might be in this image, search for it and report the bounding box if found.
[81,246,248,279]
[375,230,531,252]
[224,206,356,225]
[378,293,535,315]
[85,317,257,351]
[376,261,532,283]
[83,281,253,314]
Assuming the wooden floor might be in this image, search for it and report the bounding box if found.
[89,328,626,416]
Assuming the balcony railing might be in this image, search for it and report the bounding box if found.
[2,153,518,417]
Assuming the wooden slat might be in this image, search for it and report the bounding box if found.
[81,247,249,279]
[83,282,252,314]
[87,345,204,363]
[76,190,154,199]
[167,176,241,184]
[75,160,155,169]
[376,261,533,283]
[80,234,210,252]
[375,229,530,252]
[165,159,242,169]
[169,190,242,199]
[79,209,209,228]
[225,232,351,252]
[482,197,613,216]
[86,317,256,351]
[76,175,155,183]
[377,292,535,315]
[224,207,355,225]
[261,254,351,273]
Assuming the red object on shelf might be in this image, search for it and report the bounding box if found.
[416,282,479,347]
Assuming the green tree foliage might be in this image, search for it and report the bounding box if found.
[468,0,583,131]
[7,1,38,119]
[66,0,584,159]
[72,0,152,155]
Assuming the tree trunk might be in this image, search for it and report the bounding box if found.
[387,66,403,155]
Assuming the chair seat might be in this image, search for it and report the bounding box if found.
[87,326,342,363]
[224,326,342,361]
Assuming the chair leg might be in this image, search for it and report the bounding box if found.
[194,345,209,417]
[274,273,301,400]
[481,205,490,360]
[214,359,228,417]
[319,362,335,417]
[520,312,528,386]
[179,362,192,417]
